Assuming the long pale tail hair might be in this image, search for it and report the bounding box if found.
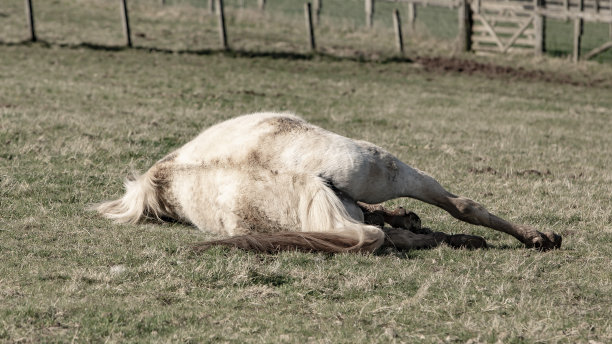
[94,171,168,224]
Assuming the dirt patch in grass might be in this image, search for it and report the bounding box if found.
[415,56,610,88]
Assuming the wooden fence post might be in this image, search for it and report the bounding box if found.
[457,0,472,52]
[24,0,36,42]
[305,2,316,51]
[313,0,322,26]
[573,0,584,62]
[393,9,404,54]
[259,0,266,11]
[120,0,132,47]
[533,0,546,55]
[407,2,416,30]
[216,0,228,50]
[365,0,374,28]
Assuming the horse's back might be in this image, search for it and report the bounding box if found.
[168,112,411,204]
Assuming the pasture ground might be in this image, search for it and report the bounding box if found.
[1,41,612,342]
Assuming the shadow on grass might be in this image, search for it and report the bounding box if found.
[187,238,565,260]
[0,39,413,63]
[1,39,413,64]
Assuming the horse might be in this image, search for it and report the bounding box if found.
[96,112,562,253]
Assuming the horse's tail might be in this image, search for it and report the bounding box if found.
[193,176,385,254]
[192,231,372,254]
[94,170,165,224]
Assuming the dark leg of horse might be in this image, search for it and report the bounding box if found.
[358,202,488,250]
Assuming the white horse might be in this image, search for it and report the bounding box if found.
[96,112,561,253]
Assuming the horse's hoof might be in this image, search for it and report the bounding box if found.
[526,231,562,251]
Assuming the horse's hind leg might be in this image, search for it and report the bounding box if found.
[425,188,560,250]
[390,162,562,250]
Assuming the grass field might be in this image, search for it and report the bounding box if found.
[2,1,612,343]
[2,42,612,342]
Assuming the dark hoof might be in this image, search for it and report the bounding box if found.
[526,231,562,251]
[445,234,488,250]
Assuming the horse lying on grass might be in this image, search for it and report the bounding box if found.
[96,112,562,253]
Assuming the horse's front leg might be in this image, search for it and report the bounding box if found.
[357,202,423,232]
[380,228,487,250]
[357,202,488,250]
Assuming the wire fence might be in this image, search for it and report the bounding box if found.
[1,0,611,62]
[0,0,467,59]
